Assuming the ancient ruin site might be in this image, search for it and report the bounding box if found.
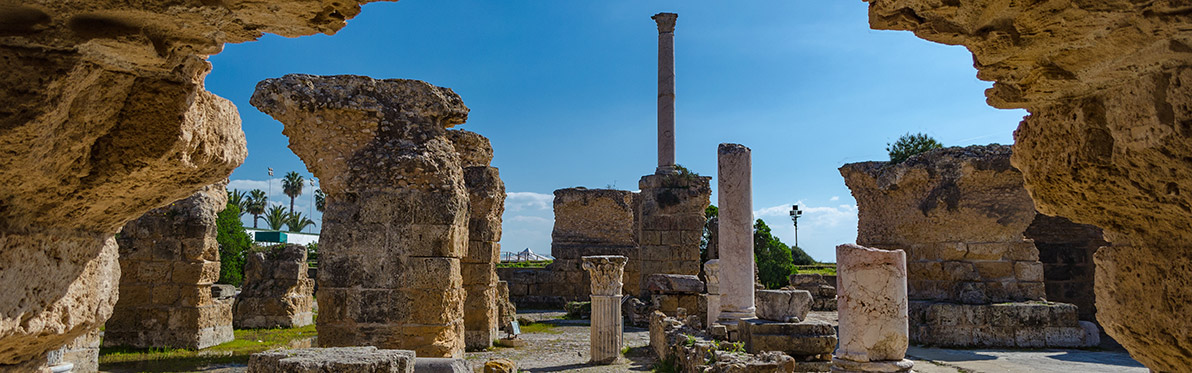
[1,1,1188,372]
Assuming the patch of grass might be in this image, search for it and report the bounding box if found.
[794,265,837,276]
[623,345,651,357]
[99,324,318,370]
[518,321,562,334]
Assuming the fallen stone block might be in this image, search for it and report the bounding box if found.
[413,357,470,372]
[247,347,414,373]
[644,274,705,294]
[756,289,812,322]
[739,319,837,358]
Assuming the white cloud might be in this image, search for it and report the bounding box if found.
[508,215,552,225]
[505,192,553,211]
[829,196,840,201]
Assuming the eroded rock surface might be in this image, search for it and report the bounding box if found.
[866,1,1192,369]
[251,74,469,358]
[0,0,384,366]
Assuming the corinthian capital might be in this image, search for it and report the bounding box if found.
[582,255,628,296]
[652,13,677,33]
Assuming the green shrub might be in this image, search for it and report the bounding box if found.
[216,203,252,286]
[887,132,943,164]
[754,219,795,289]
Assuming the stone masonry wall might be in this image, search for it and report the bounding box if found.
[841,145,1094,348]
[233,244,315,329]
[448,129,506,351]
[1024,214,1106,323]
[252,74,470,358]
[841,145,1045,304]
[104,182,234,349]
[637,173,712,297]
[548,188,640,300]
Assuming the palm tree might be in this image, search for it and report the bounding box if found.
[282,171,305,213]
[285,211,316,232]
[263,205,289,231]
[227,189,249,217]
[314,189,325,213]
[247,189,268,228]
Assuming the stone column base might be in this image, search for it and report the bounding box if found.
[831,357,913,373]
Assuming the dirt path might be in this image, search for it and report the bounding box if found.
[465,310,657,372]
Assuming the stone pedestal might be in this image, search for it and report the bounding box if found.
[251,75,470,358]
[233,244,315,329]
[449,130,506,351]
[248,347,414,373]
[833,244,912,373]
[652,12,678,173]
[583,256,627,365]
[104,183,233,349]
[704,260,721,327]
[716,144,756,324]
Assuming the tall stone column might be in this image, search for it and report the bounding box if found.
[104,182,234,349]
[652,12,678,174]
[448,129,506,351]
[833,244,913,373]
[717,143,756,324]
[583,255,628,365]
[251,74,471,358]
[704,260,721,327]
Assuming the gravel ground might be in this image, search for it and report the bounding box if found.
[465,310,657,372]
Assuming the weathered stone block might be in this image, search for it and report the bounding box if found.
[739,319,837,357]
[644,274,704,294]
[234,244,315,329]
[756,290,812,322]
[248,347,415,373]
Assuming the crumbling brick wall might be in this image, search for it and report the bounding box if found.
[232,244,315,329]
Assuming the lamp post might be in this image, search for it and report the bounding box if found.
[789,204,803,249]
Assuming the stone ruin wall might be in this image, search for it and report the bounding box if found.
[547,188,641,301]
[251,74,470,358]
[841,145,1096,348]
[841,145,1045,305]
[104,182,234,349]
[1024,214,1106,323]
[637,174,713,291]
[0,0,385,367]
[508,177,710,305]
[232,244,316,329]
[448,129,506,351]
[866,1,1192,368]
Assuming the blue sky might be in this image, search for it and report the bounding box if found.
[210,0,1027,262]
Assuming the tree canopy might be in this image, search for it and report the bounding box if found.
[887,132,943,164]
[216,202,252,286]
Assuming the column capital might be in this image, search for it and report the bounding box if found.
[582,255,628,296]
[652,12,677,33]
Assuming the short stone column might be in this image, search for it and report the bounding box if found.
[704,260,721,326]
[832,244,913,373]
[652,12,678,173]
[716,144,756,324]
[582,255,628,365]
[251,74,471,358]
